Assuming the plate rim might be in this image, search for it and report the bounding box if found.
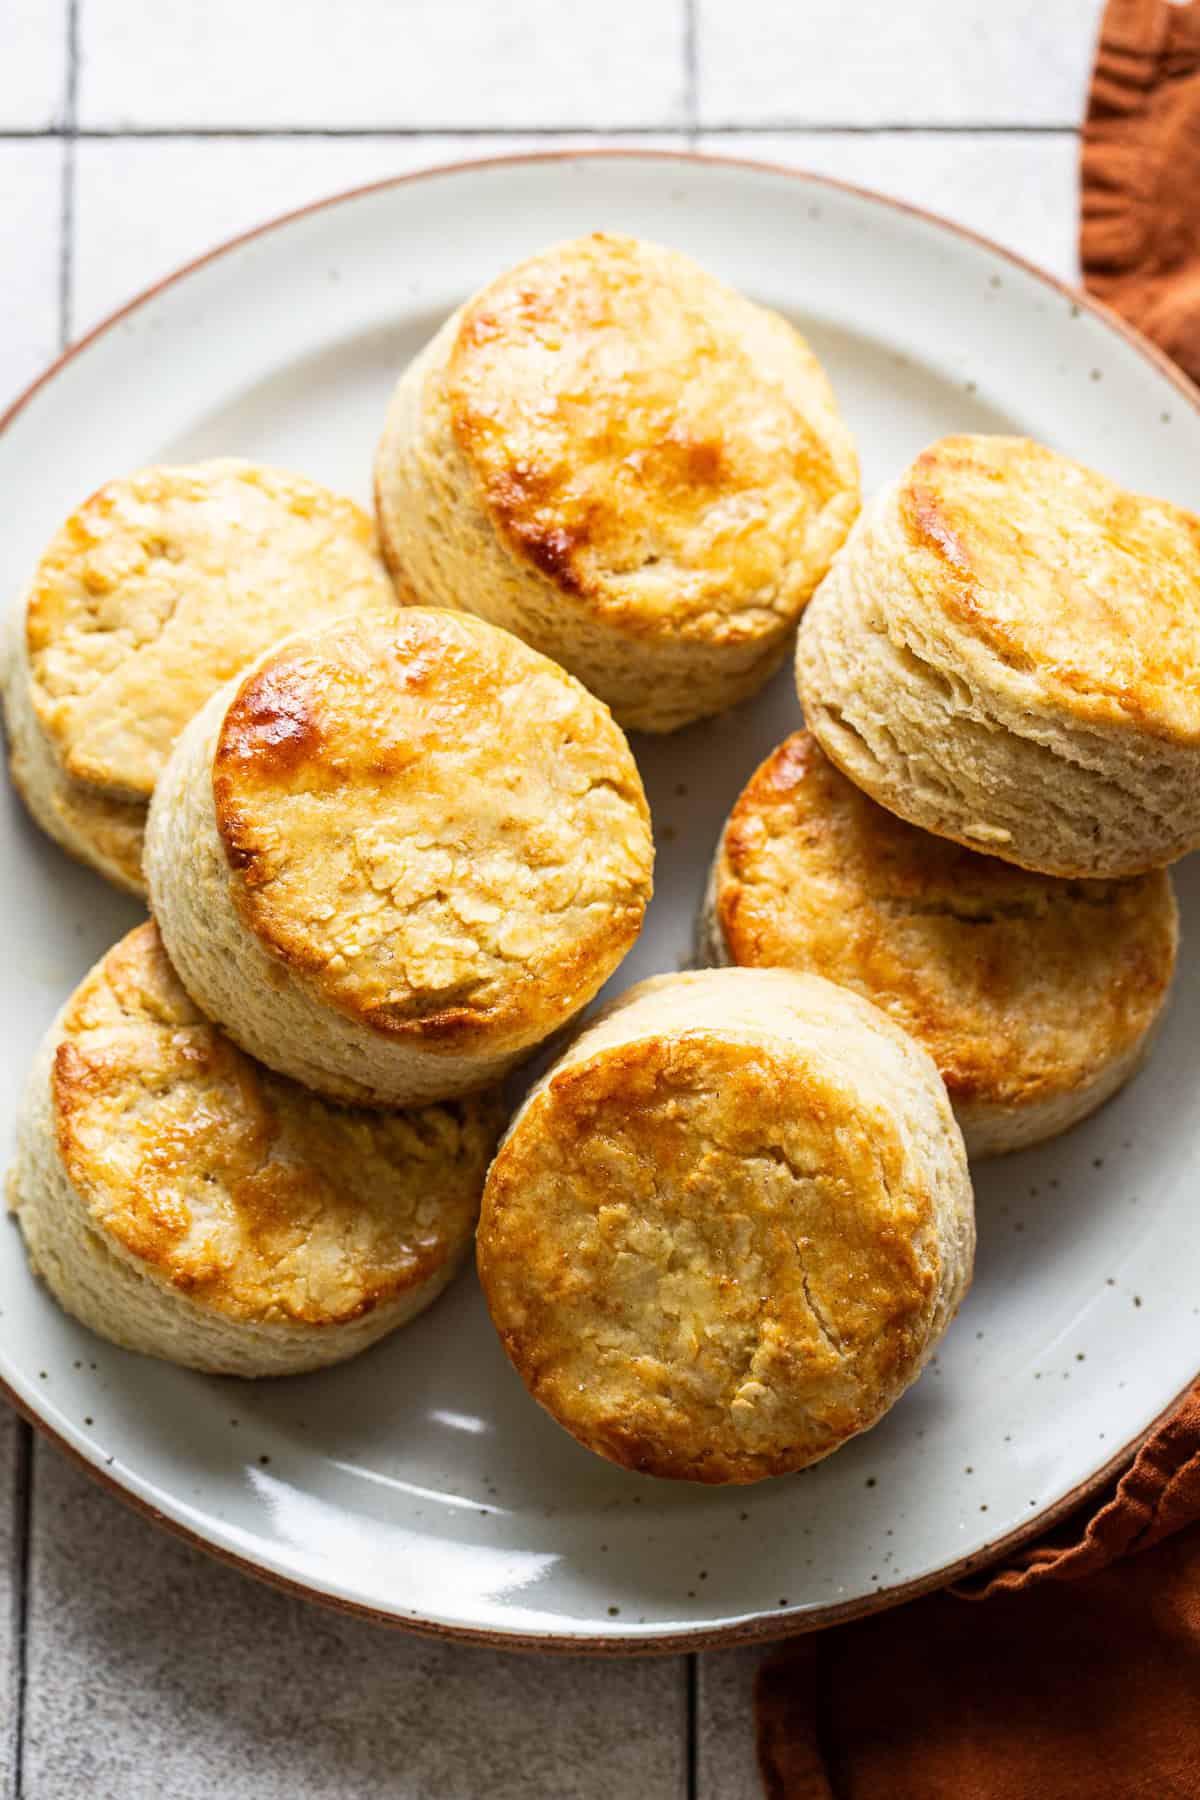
[2,146,1197,1654]
[0,1368,1186,1656]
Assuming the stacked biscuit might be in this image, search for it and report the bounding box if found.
[707,434,1186,1161]
[2,448,655,1379]
[4,231,1193,1487]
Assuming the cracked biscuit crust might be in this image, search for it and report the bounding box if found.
[897,436,1200,743]
[478,968,973,1484]
[210,608,653,1043]
[797,436,1200,878]
[706,732,1178,1157]
[8,923,505,1375]
[375,234,859,732]
[6,460,397,892]
[23,460,397,801]
[145,608,653,1104]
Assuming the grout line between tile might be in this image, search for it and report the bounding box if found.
[65,0,80,124]
[58,140,76,348]
[8,1424,32,1800]
[57,0,79,362]
[687,118,1078,136]
[0,121,1079,142]
[18,14,80,1785]
[683,0,699,147]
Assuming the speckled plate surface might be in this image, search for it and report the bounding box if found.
[1,152,1198,1652]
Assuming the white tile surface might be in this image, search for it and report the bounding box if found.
[23,1442,687,1800]
[0,142,65,409]
[697,0,1101,126]
[78,0,687,130]
[71,134,677,334]
[696,1648,766,1799]
[699,133,1081,283]
[0,0,68,129]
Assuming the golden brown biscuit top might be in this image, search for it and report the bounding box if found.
[479,1027,940,1483]
[25,460,396,800]
[212,609,653,1044]
[899,436,1200,741]
[717,733,1177,1110]
[52,924,503,1324]
[447,233,859,640]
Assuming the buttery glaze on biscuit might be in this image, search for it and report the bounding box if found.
[478,968,974,1483]
[3,459,397,892]
[7,924,504,1376]
[704,732,1178,1157]
[375,234,859,732]
[145,608,654,1105]
[797,435,1200,878]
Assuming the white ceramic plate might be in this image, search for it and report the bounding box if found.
[2,152,1198,1653]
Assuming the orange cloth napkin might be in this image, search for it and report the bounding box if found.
[1082,0,1200,381]
[756,1383,1200,1797]
[755,9,1200,1789]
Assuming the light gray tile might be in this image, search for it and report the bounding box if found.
[0,0,68,129]
[78,0,687,129]
[699,133,1080,283]
[0,1407,25,1795]
[696,1647,768,1799]
[0,141,65,409]
[72,134,680,333]
[24,1441,688,1800]
[697,0,1101,127]
[0,124,66,1800]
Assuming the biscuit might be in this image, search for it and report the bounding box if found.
[477,967,974,1483]
[144,608,654,1107]
[7,923,504,1376]
[796,435,1200,879]
[3,460,397,893]
[704,732,1178,1158]
[375,233,859,733]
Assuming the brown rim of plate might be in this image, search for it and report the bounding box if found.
[0,1364,1188,1657]
[2,148,1198,1656]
